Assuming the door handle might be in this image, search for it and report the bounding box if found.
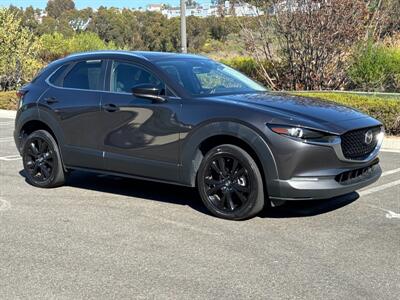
[102,103,119,112]
[44,97,58,104]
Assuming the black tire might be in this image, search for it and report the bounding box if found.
[22,130,65,188]
[197,144,264,220]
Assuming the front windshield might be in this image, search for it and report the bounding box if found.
[155,59,267,97]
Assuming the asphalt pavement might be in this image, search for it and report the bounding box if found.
[0,115,399,299]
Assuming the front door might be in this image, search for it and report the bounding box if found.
[100,60,182,182]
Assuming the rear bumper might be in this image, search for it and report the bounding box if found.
[269,161,381,201]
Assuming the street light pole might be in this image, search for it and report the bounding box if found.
[180,0,187,53]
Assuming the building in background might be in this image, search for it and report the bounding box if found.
[147,3,163,12]
[159,1,260,19]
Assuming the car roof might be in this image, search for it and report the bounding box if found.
[65,50,207,62]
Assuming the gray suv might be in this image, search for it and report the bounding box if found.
[14,51,383,220]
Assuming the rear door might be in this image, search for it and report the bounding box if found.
[38,59,106,169]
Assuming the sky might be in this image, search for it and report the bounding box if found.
[0,0,210,9]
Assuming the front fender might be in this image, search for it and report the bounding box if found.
[179,121,279,195]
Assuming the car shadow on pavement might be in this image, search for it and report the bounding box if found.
[67,170,210,213]
[19,169,360,219]
[258,192,359,218]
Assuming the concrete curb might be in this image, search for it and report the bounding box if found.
[0,109,399,150]
[295,90,400,99]
[0,109,16,119]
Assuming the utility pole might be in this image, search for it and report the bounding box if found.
[180,0,187,53]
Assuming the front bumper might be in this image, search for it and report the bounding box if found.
[269,160,381,201]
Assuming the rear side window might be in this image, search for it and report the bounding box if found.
[48,64,70,86]
[62,60,103,90]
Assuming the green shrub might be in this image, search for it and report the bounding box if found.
[39,32,69,61]
[292,92,400,135]
[68,32,117,53]
[348,43,400,92]
[221,57,258,78]
[39,32,117,61]
[220,56,291,90]
[221,56,269,86]
[0,91,18,110]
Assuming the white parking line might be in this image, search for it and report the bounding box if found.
[0,155,21,161]
[0,109,16,119]
[381,167,400,177]
[0,121,14,126]
[381,149,400,153]
[359,179,400,196]
[0,137,14,142]
[367,204,400,220]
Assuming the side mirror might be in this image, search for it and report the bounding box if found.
[132,84,166,103]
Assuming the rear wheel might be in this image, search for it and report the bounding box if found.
[197,144,264,220]
[22,130,65,188]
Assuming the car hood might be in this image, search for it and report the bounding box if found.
[217,92,381,135]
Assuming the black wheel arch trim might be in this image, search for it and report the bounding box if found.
[179,120,279,195]
[14,106,41,152]
[35,109,66,146]
[16,107,67,171]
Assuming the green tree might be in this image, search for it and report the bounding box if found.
[186,17,210,51]
[22,6,41,33]
[88,7,144,49]
[46,0,75,19]
[0,8,41,91]
[37,15,75,37]
[134,12,175,51]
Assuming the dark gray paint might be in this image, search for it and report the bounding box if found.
[14,51,383,201]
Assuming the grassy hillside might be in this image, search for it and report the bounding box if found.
[0,91,18,110]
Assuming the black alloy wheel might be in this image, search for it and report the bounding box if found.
[204,155,251,211]
[197,144,264,220]
[22,130,65,188]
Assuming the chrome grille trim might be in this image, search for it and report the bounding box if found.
[341,126,381,160]
[332,126,384,163]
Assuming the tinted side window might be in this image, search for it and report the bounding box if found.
[110,61,164,94]
[63,60,103,90]
[159,65,184,87]
[48,64,70,86]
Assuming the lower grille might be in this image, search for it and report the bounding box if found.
[335,162,378,185]
[341,126,381,160]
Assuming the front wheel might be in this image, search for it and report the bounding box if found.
[197,144,264,220]
[22,130,66,188]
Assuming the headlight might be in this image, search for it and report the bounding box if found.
[268,125,337,143]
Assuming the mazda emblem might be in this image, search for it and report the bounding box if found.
[364,130,374,145]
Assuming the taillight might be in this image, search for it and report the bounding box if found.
[16,90,27,109]
[16,90,26,99]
